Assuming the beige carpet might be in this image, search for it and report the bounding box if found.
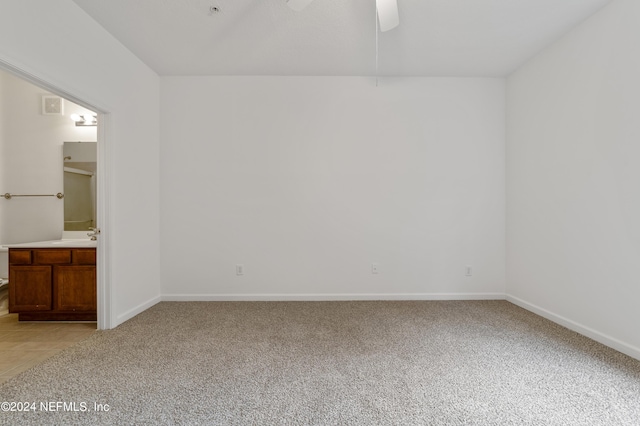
[1,300,639,425]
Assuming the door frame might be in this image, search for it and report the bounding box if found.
[0,59,112,329]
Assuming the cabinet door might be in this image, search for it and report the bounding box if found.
[9,266,52,312]
[54,266,97,312]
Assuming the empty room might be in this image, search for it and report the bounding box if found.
[0,0,639,424]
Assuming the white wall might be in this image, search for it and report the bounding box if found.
[161,77,505,299]
[507,0,640,358]
[0,0,161,327]
[0,70,96,244]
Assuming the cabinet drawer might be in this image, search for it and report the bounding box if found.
[73,249,96,265]
[34,250,71,264]
[9,250,31,264]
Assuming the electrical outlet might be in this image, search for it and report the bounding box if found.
[371,263,379,274]
[236,264,244,276]
[465,265,472,276]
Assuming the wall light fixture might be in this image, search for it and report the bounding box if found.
[70,113,97,126]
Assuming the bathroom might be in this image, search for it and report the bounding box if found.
[0,68,98,316]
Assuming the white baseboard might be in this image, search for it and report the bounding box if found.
[162,293,506,302]
[115,295,162,327]
[506,294,640,362]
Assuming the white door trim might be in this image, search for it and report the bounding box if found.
[95,112,112,330]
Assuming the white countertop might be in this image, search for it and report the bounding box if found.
[5,239,97,249]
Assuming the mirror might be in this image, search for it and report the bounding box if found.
[63,142,97,231]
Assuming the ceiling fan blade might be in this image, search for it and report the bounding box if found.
[376,0,399,32]
[287,0,314,12]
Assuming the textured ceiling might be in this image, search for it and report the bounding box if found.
[72,0,612,77]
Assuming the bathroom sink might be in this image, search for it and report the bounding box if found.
[54,239,96,246]
[4,239,97,248]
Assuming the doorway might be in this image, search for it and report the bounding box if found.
[0,61,110,330]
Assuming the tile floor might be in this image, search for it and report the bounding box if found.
[0,313,95,384]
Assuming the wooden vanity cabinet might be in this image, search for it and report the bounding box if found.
[9,248,96,321]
